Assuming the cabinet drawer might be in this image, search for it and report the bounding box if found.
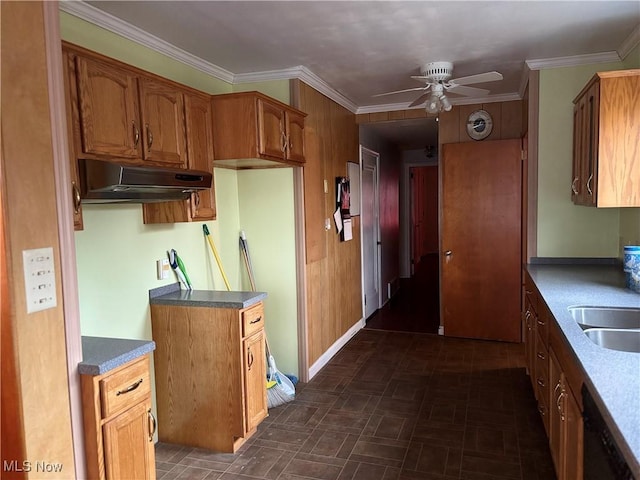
[242,303,264,338]
[100,357,151,419]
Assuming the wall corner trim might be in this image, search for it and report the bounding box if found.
[307,319,365,380]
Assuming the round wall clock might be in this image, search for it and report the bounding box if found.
[466,109,493,140]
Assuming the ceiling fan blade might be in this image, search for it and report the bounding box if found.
[372,86,428,98]
[446,85,490,97]
[449,71,503,86]
[408,92,432,107]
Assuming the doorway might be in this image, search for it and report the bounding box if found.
[360,146,381,319]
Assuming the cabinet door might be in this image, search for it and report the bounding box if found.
[286,111,305,163]
[549,349,563,476]
[76,56,141,159]
[62,50,84,230]
[138,78,187,167]
[185,93,216,220]
[563,390,583,480]
[583,82,600,206]
[243,330,267,433]
[571,100,584,203]
[258,99,286,160]
[103,400,155,480]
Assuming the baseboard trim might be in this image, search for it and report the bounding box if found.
[308,318,365,380]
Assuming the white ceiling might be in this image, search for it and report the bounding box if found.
[70,1,640,149]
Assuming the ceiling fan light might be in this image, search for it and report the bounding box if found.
[425,95,440,114]
[440,95,452,111]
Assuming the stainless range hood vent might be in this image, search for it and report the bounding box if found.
[78,159,212,203]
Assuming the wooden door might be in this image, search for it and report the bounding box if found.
[361,148,380,319]
[411,166,438,268]
[441,139,521,342]
[286,110,306,163]
[76,56,141,159]
[138,78,186,167]
[103,401,155,480]
[185,93,216,220]
[243,330,267,433]
[258,99,286,159]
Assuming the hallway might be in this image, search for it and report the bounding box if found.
[365,253,440,334]
[156,329,555,479]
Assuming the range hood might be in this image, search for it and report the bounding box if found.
[78,159,212,203]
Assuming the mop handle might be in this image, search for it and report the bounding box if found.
[203,224,231,291]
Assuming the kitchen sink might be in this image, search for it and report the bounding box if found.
[568,306,640,330]
[583,328,640,353]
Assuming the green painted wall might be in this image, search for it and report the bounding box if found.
[61,12,299,376]
[234,80,290,104]
[537,60,632,257]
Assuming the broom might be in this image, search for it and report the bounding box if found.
[239,231,295,408]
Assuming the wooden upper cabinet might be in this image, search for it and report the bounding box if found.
[211,91,307,169]
[286,110,306,163]
[75,55,141,159]
[572,69,640,207]
[138,78,187,167]
[142,92,216,224]
[185,93,216,220]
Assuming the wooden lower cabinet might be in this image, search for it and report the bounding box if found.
[81,355,156,480]
[549,348,584,480]
[150,301,268,452]
[523,271,583,480]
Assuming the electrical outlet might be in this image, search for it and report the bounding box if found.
[23,247,57,313]
[157,258,170,280]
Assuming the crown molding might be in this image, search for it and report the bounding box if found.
[235,66,359,113]
[356,92,522,115]
[618,23,640,60]
[59,0,235,83]
[525,51,620,70]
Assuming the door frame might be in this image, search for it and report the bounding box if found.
[359,145,382,317]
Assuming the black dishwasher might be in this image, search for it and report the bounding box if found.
[582,385,635,480]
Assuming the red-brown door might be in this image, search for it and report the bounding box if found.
[441,139,522,342]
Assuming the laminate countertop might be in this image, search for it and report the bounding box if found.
[78,336,155,376]
[149,283,266,309]
[526,264,639,475]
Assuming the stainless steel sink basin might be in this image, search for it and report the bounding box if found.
[583,328,640,353]
[568,306,640,330]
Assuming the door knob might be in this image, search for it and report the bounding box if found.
[444,250,452,256]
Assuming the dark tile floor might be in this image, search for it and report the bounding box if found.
[156,330,556,480]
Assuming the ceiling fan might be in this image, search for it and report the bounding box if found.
[374,61,503,113]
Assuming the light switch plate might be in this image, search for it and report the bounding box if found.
[23,247,57,313]
[157,258,170,280]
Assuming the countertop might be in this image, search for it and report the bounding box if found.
[78,336,156,376]
[526,264,639,474]
[149,283,267,309]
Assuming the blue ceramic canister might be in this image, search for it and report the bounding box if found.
[623,245,640,273]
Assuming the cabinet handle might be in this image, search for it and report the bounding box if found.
[72,181,81,214]
[586,174,593,196]
[249,316,262,325]
[536,352,545,360]
[146,124,153,149]
[281,132,287,153]
[536,378,545,387]
[247,348,254,369]
[538,405,546,416]
[524,310,531,320]
[571,177,579,195]
[525,289,533,295]
[147,409,156,442]
[194,191,200,208]
[132,121,140,147]
[557,392,566,420]
[116,378,143,396]
[537,319,545,326]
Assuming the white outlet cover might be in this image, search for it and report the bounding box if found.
[23,247,57,314]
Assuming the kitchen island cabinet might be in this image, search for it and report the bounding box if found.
[149,287,268,452]
[571,69,640,207]
[78,336,156,480]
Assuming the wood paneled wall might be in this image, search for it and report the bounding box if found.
[293,81,362,366]
[439,100,524,145]
[1,2,76,475]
